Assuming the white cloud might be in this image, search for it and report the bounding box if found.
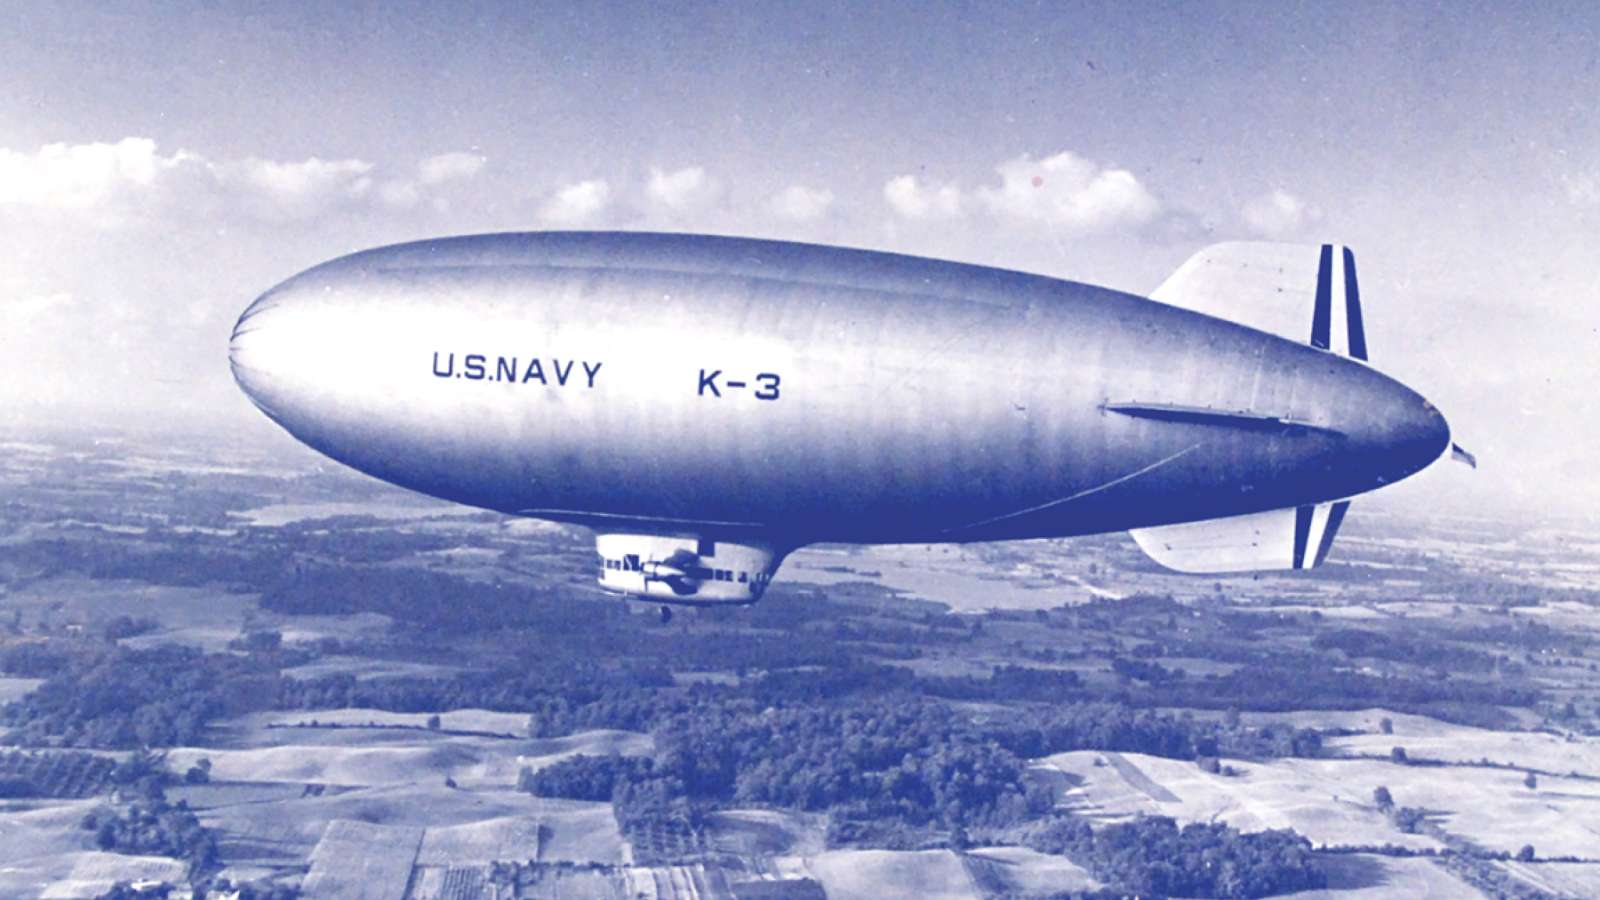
[647,166,721,214]
[539,179,612,225]
[379,180,422,210]
[6,292,74,320]
[221,156,374,222]
[884,175,963,220]
[1241,189,1321,237]
[977,150,1159,233]
[0,138,204,224]
[0,139,496,227]
[768,184,834,222]
[418,151,487,186]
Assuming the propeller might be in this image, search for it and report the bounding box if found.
[642,549,704,595]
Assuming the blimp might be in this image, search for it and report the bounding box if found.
[229,232,1469,617]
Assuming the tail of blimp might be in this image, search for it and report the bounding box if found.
[1129,242,1468,574]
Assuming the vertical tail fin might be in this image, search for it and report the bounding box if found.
[1152,242,1369,361]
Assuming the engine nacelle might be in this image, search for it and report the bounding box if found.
[595,534,785,605]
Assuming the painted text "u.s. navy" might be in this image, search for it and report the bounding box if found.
[432,353,602,387]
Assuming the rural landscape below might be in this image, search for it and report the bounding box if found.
[2,426,1598,899]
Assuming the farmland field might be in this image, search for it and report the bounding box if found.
[1318,710,1600,776]
[0,676,44,704]
[804,849,980,900]
[0,799,101,875]
[1497,860,1600,898]
[1042,749,1600,859]
[1283,854,1482,898]
[1042,750,1444,851]
[416,816,543,864]
[0,750,117,798]
[300,819,423,900]
[5,577,255,649]
[962,846,1099,896]
[169,724,651,793]
[705,808,826,857]
[37,853,189,900]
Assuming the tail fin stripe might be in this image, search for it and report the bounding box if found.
[1328,245,1349,356]
[1313,500,1351,566]
[1342,247,1368,360]
[1310,244,1334,350]
[1292,504,1314,568]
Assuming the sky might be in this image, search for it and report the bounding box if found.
[2,1,1597,518]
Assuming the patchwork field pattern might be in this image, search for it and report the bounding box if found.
[39,852,189,900]
[300,819,424,900]
[1043,749,1600,859]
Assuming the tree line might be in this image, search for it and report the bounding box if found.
[1024,813,1326,898]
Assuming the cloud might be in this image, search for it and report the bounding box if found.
[884,175,962,220]
[418,151,487,186]
[539,178,612,225]
[220,156,374,222]
[768,185,834,222]
[0,138,491,226]
[379,151,486,212]
[1241,189,1321,237]
[977,151,1159,233]
[7,292,75,320]
[0,138,204,224]
[379,180,422,210]
[647,166,721,214]
[0,138,375,224]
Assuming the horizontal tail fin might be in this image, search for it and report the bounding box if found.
[1130,501,1352,574]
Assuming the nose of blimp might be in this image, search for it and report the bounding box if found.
[228,278,349,437]
[229,268,439,499]
[228,290,296,425]
[1329,364,1452,490]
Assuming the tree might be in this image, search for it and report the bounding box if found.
[1023,815,1326,897]
[1390,746,1408,764]
[1379,717,1393,735]
[426,714,442,731]
[1392,807,1425,833]
[1373,786,1394,810]
[184,758,211,784]
[1524,771,1538,790]
[133,705,176,747]
[1517,844,1535,862]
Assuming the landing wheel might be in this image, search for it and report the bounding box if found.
[659,605,673,625]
